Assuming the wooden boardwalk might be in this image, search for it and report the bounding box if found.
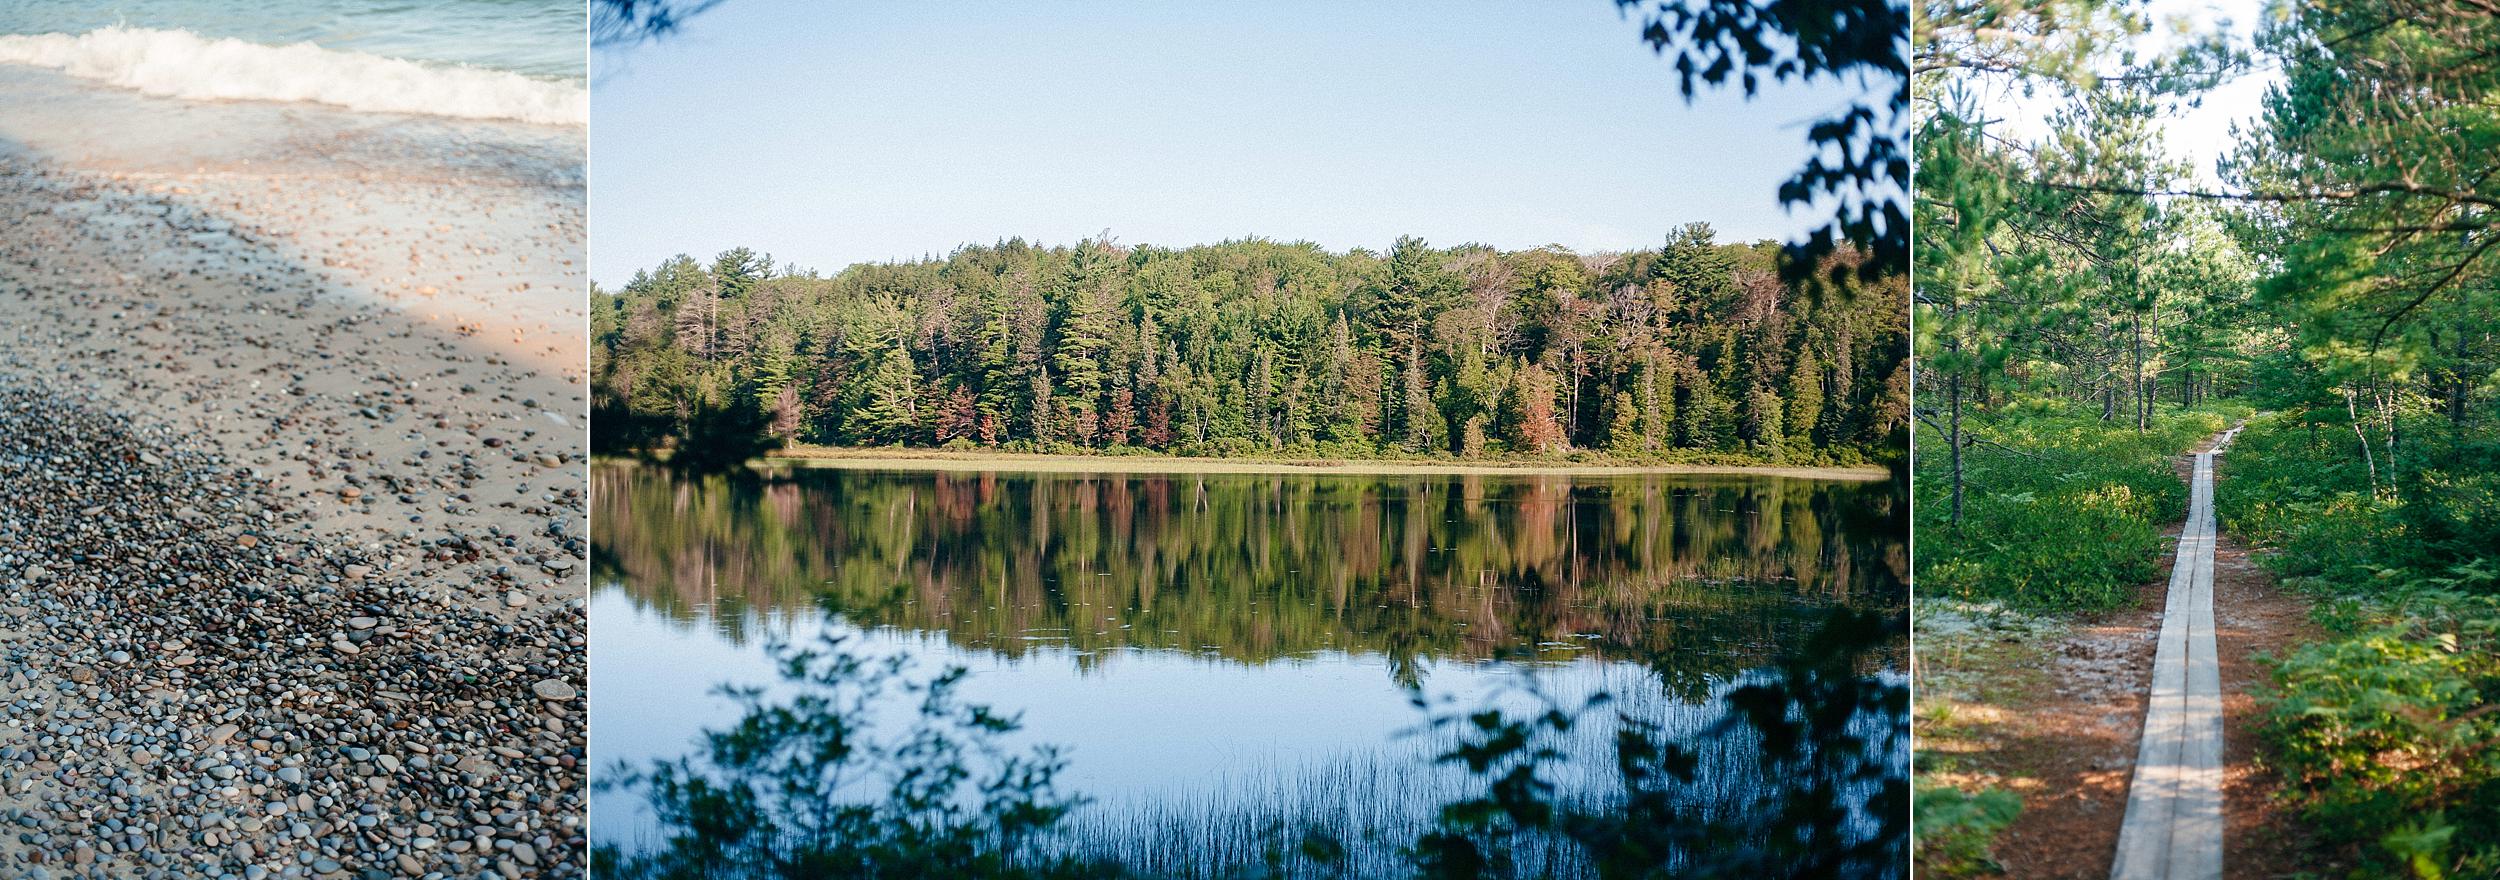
[2111,427,2239,880]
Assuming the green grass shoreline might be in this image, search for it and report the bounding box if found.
[603,445,1893,480]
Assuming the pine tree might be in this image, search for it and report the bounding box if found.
[1640,357,1671,451]
[1317,314,1361,442]
[1608,391,1643,453]
[977,291,1021,440]
[1103,382,1137,447]
[768,384,801,446]
[1399,343,1440,451]
[860,340,921,445]
[1743,387,1784,449]
[1785,348,1825,446]
[1374,236,1461,347]
[1053,248,1118,444]
[934,385,978,444]
[1028,366,1056,444]
[1135,313,1163,439]
[1677,377,1726,449]
[1655,224,1736,317]
[711,247,772,299]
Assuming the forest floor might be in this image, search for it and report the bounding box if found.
[755,446,1891,480]
[1917,428,2322,878]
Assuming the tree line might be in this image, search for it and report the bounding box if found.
[592,229,1907,466]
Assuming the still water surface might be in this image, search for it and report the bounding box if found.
[589,462,1905,870]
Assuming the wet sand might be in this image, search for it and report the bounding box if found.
[0,70,587,880]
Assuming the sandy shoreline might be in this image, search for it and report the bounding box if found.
[744,447,1891,481]
[0,96,588,880]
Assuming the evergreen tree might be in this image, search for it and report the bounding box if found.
[1400,343,1441,451]
[1608,391,1643,454]
[1515,363,1568,453]
[860,340,922,444]
[712,246,772,299]
[1786,348,1826,447]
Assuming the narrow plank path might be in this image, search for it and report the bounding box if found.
[2111,425,2241,880]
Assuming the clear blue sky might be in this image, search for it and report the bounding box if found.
[590,0,1878,285]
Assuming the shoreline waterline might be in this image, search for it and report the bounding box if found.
[698,448,1892,480]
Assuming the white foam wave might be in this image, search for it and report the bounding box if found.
[0,26,585,126]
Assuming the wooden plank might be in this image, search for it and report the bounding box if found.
[2111,431,2234,880]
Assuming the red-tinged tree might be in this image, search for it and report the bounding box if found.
[934,385,979,444]
[1103,388,1137,447]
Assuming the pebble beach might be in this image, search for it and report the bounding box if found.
[0,55,587,880]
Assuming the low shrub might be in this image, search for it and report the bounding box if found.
[595,634,1118,880]
[2216,411,2500,877]
[1912,403,2233,612]
[1911,785,2021,878]
[2259,591,2500,877]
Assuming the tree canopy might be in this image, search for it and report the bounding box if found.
[592,234,1906,466]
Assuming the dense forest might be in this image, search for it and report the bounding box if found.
[591,230,1907,466]
[1913,0,2500,876]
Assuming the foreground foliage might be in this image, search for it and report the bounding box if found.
[2218,413,2500,878]
[1407,607,1908,880]
[1908,785,2020,879]
[592,636,1112,880]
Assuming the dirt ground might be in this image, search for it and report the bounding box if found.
[1919,429,2323,878]
[2211,461,2328,878]
[1933,571,2166,879]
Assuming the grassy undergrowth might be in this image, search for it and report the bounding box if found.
[1909,401,2245,876]
[1913,401,2249,612]
[2217,410,2500,878]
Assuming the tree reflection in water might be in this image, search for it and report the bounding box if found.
[593,463,1906,878]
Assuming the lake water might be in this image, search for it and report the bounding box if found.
[589,462,1907,874]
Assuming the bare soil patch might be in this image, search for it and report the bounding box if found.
[1950,568,2166,879]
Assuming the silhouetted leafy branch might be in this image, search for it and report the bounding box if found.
[1618,0,1911,283]
[593,634,1114,880]
[1410,605,1909,879]
[593,0,728,50]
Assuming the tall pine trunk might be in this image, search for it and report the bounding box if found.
[1949,370,1966,532]
[2132,311,2148,432]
